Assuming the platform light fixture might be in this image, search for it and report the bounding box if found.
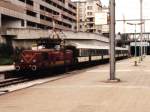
[127,22,144,66]
[96,0,118,81]
[109,0,120,81]
[140,0,143,61]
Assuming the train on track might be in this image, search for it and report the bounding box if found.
[14,38,129,72]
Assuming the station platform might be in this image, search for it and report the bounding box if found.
[0,65,15,80]
[0,56,150,112]
[0,65,15,72]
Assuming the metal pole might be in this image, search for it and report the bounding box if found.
[109,0,117,81]
[134,24,137,66]
[145,34,147,55]
[147,34,149,55]
[127,22,143,66]
[144,21,146,57]
[140,0,143,61]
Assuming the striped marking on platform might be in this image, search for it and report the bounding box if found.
[86,69,150,73]
[86,69,133,72]
[33,85,150,90]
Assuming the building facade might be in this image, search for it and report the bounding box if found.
[76,0,102,33]
[101,6,109,35]
[0,0,77,42]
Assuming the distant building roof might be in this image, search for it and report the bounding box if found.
[6,28,109,43]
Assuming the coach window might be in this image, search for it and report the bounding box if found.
[87,49,91,56]
[103,50,108,55]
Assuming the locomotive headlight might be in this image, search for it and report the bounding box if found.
[21,59,24,63]
[33,59,36,63]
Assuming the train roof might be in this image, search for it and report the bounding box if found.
[22,49,54,52]
[116,47,128,50]
[75,44,108,50]
[67,42,128,50]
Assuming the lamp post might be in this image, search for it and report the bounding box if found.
[96,1,117,81]
[75,0,119,81]
[127,22,144,66]
[109,0,119,81]
[143,21,146,57]
[140,0,143,61]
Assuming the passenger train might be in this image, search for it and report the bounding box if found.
[15,41,129,71]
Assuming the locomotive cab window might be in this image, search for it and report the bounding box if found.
[42,52,49,60]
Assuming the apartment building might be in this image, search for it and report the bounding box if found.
[0,0,77,42]
[76,0,102,33]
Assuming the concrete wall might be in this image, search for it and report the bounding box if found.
[12,40,35,49]
[7,28,49,39]
[0,35,6,43]
[0,14,4,43]
[0,35,3,43]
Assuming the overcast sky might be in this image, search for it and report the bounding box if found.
[71,0,150,33]
[115,0,150,33]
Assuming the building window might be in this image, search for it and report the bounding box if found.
[87,6,92,10]
[26,10,37,17]
[80,25,82,28]
[18,0,25,2]
[21,20,24,26]
[18,0,33,6]
[27,21,36,27]
[87,12,92,16]
[40,15,45,20]
[26,0,33,6]
[40,5,45,10]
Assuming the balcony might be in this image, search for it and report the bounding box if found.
[0,1,25,13]
[40,19,53,26]
[41,0,76,20]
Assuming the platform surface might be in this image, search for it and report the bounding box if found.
[0,57,150,112]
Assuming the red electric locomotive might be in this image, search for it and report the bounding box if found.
[15,49,73,71]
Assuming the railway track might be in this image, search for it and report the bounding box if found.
[0,71,75,94]
[0,64,94,93]
[0,77,30,88]
[0,60,109,88]
[0,58,128,94]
